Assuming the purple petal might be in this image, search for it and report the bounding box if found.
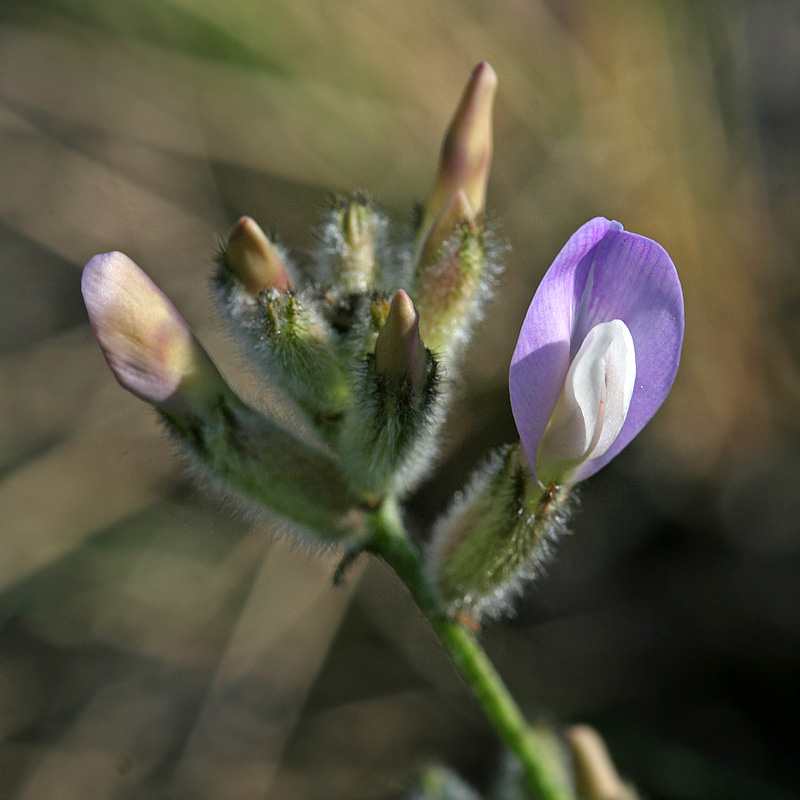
[510,218,684,484]
[509,218,612,483]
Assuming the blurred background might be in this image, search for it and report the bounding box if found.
[1,0,799,798]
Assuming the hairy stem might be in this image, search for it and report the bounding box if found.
[367,499,572,800]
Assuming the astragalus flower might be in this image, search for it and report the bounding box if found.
[510,217,685,487]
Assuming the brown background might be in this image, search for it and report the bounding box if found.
[1,1,799,798]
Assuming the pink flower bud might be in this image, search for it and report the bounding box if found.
[82,251,229,415]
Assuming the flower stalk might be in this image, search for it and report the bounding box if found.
[366,500,572,800]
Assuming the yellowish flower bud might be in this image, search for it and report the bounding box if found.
[223,216,293,294]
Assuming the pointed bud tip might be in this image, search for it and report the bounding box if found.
[374,290,427,390]
[470,61,498,93]
[224,216,292,293]
[326,199,383,291]
[343,201,369,238]
[444,60,496,177]
[389,289,418,328]
[419,62,497,241]
[82,251,224,411]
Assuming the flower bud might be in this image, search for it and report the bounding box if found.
[340,292,442,502]
[418,62,497,244]
[215,242,351,426]
[374,290,427,392]
[82,251,230,417]
[316,197,390,292]
[254,289,352,423]
[215,219,352,426]
[567,726,639,800]
[415,189,475,270]
[426,444,572,621]
[412,214,495,358]
[222,216,293,295]
[82,251,362,540]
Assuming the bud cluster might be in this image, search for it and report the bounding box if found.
[206,63,508,530]
[82,63,549,578]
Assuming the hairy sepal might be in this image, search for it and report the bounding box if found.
[161,391,363,542]
[214,265,351,426]
[340,351,443,504]
[412,218,503,364]
[426,444,574,621]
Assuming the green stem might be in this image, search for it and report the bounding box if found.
[367,499,572,800]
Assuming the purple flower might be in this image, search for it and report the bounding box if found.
[509,218,684,486]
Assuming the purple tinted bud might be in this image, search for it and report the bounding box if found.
[82,251,228,414]
[509,218,684,486]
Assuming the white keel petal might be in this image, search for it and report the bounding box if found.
[537,320,636,484]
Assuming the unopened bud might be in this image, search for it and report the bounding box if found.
[416,189,475,270]
[82,251,360,538]
[340,304,441,502]
[317,197,389,292]
[223,216,293,294]
[374,290,426,392]
[257,289,351,423]
[567,726,638,800]
[426,444,572,621]
[418,62,497,242]
[413,216,491,357]
[82,252,230,415]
